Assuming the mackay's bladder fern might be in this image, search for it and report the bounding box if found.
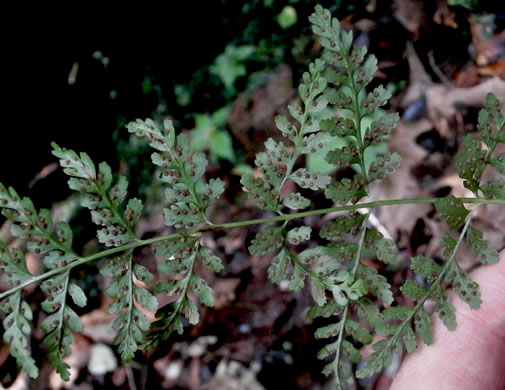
[1,5,504,389]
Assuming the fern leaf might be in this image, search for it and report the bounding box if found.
[364,230,398,264]
[432,286,457,330]
[466,226,499,264]
[320,213,366,241]
[289,169,331,191]
[368,153,402,182]
[0,244,38,378]
[357,265,394,305]
[127,118,224,227]
[435,196,470,230]
[40,271,80,381]
[148,238,221,349]
[478,92,505,147]
[480,177,505,199]
[325,146,361,170]
[364,113,399,147]
[1,292,38,378]
[52,145,140,246]
[445,262,482,309]
[287,226,311,245]
[241,174,280,211]
[248,226,285,255]
[282,192,310,210]
[324,176,367,205]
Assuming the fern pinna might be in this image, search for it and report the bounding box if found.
[1,5,504,388]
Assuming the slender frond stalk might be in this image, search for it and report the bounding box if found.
[1,197,502,300]
[333,212,370,389]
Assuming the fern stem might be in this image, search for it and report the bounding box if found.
[1,197,502,300]
[340,42,368,184]
[55,271,71,352]
[333,305,348,390]
[333,211,370,387]
[125,250,135,348]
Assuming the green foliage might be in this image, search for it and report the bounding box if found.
[0,244,38,378]
[210,44,255,92]
[101,251,156,362]
[191,107,235,162]
[0,5,503,388]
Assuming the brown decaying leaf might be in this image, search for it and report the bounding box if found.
[426,77,505,136]
[394,0,426,35]
[228,64,295,157]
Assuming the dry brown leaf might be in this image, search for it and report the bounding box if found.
[433,0,458,29]
[470,21,505,66]
[402,42,433,107]
[394,0,426,35]
[426,77,505,136]
[213,278,240,309]
[228,64,295,157]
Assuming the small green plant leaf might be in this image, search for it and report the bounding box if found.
[477,93,505,147]
[289,168,331,190]
[307,300,343,320]
[325,145,360,170]
[282,192,310,210]
[241,174,279,211]
[400,280,428,302]
[288,263,306,291]
[68,283,87,308]
[414,308,433,345]
[346,319,373,344]
[300,133,331,155]
[1,292,38,378]
[365,230,398,264]
[364,113,399,147]
[325,176,367,205]
[163,202,206,229]
[488,153,505,174]
[358,265,393,305]
[268,248,292,284]
[320,213,366,241]
[456,135,487,193]
[190,275,215,307]
[466,226,499,264]
[249,227,285,256]
[410,256,443,283]
[368,153,401,182]
[199,247,224,273]
[310,278,327,306]
[287,226,311,245]
[445,262,481,310]
[362,85,391,115]
[433,286,457,331]
[480,177,505,199]
[435,196,470,230]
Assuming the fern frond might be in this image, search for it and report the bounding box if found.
[241,58,331,211]
[100,250,157,362]
[126,119,224,227]
[52,143,139,246]
[0,243,38,378]
[0,182,85,380]
[145,235,222,349]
